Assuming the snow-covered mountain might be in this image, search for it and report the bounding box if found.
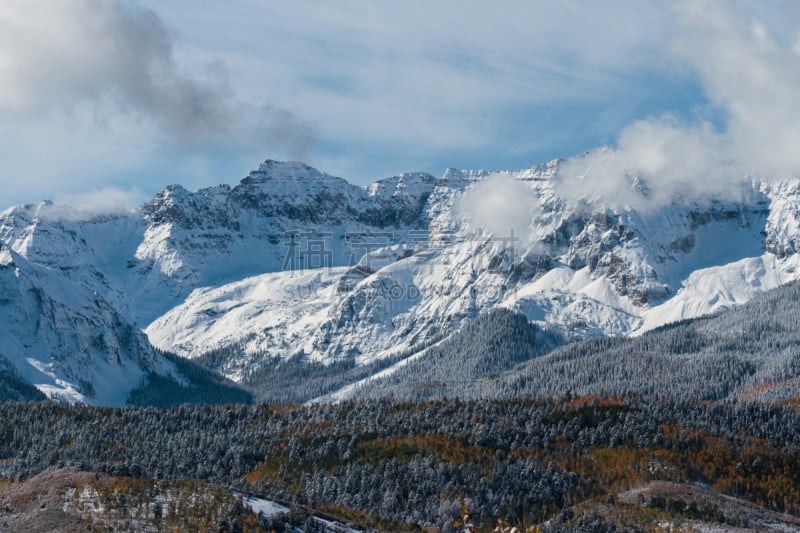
[0,242,227,405]
[3,158,800,403]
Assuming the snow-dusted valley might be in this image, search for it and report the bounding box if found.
[2,158,800,404]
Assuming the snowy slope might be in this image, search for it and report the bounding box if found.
[0,245,186,405]
[637,253,800,332]
[145,267,347,377]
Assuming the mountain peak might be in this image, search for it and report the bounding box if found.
[257,159,311,172]
[156,184,189,197]
[366,172,438,199]
[243,160,336,184]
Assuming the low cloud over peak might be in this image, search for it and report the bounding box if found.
[557,0,800,210]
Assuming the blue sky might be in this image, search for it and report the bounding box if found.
[0,1,798,210]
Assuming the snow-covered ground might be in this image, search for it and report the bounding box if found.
[637,253,800,333]
[244,496,289,518]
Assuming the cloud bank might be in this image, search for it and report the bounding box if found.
[557,0,800,209]
[0,0,314,157]
[458,174,537,243]
[49,188,148,219]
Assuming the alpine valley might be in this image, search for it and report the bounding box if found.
[2,158,800,406]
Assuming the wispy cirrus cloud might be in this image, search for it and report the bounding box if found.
[147,0,678,179]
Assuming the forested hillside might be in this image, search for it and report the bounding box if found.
[493,279,800,402]
[348,309,560,401]
[0,356,45,402]
[345,280,800,404]
[2,397,800,531]
[128,350,253,407]
[198,340,411,404]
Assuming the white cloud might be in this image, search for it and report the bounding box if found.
[557,0,800,209]
[457,174,537,243]
[26,187,147,222]
[0,0,314,155]
[53,187,147,214]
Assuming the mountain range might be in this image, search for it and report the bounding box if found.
[2,158,800,405]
